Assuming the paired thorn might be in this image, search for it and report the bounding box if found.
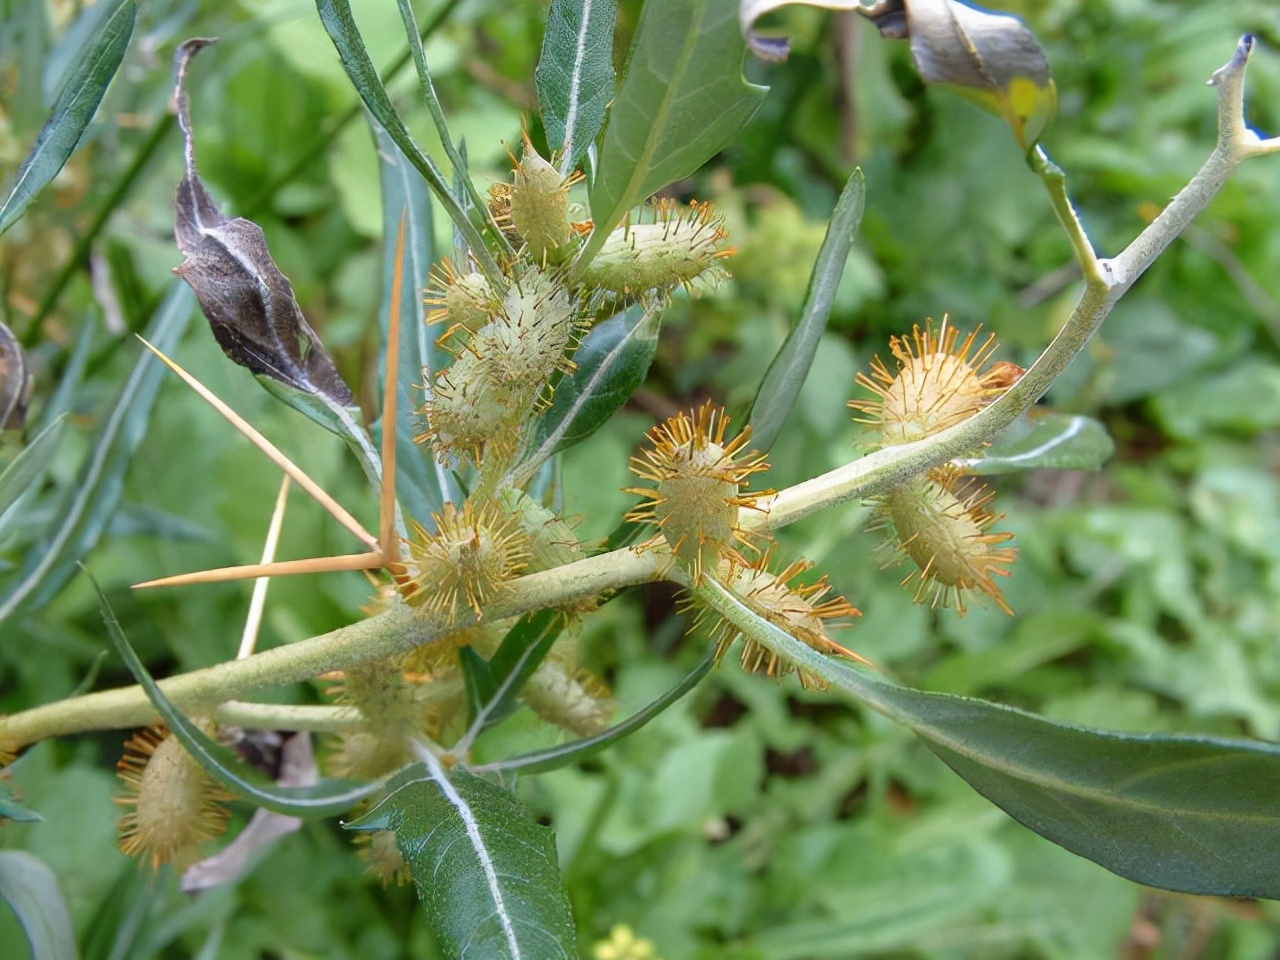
[133,217,409,593]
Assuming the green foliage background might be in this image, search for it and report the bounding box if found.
[2,0,1279,957]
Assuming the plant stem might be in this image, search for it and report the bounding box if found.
[1,548,662,751]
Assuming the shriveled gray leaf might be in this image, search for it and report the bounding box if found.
[0,321,33,433]
[741,0,1055,147]
[170,39,353,407]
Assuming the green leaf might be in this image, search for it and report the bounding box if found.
[698,579,1280,899]
[461,609,565,732]
[348,760,578,958]
[372,120,458,522]
[536,0,617,175]
[314,0,504,284]
[512,304,659,486]
[0,283,196,624]
[0,0,136,237]
[0,851,78,960]
[392,0,497,240]
[962,410,1115,475]
[1,319,33,432]
[581,0,766,260]
[746,169,864,451]
[91,573,384,818]
[0,415,66,520]
[481,649,715,776]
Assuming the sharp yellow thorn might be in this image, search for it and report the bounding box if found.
[133,552,386,590]
[380,215,406,566]
[137,337,379,552]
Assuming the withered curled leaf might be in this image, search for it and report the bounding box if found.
[0,321,33,433]
[741,0,1056,148]
[170,39,353,407]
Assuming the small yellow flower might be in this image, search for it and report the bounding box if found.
[594,924,660,960]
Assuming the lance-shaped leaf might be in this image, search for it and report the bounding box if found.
[0,851,78,960]
[93,573,384,817]
[581,0,766,264]
[740,0,1055,148]
[511,303,659,486]
[698,579,1280,899]
[0,0,136,237]
[170,40,354,410]
[0,284,194,624]
[480,649,715,776]
[348,760,578,958]
[536,0,617,175]
[959,410,1115,475]
[373,120,457,521]
[0,416,66,522]
[459,609,566,736]
[747,169,864,451]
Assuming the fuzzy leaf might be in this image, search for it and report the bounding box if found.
[171,41,353,412]
[585,0,766,250]
[514,304,659,484]
[0,851,78,960]
[348,762,578,958]
[699,579,1280,899]
[0,0,136,237]
[962,411,1115,475]
[0,283,195,624]
[92,574,384,817]
[536,0,617,175]
[747,169,864,451]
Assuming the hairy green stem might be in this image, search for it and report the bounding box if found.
[1,548,662,751]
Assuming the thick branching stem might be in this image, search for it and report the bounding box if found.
[3,40,1275,757]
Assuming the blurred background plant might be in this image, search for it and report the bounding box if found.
[1,0,1278,958]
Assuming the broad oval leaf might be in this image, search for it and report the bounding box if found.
[536,0,618,175]
[92,574,384,817]
[513,304,659,485]
[348,762,578,958]
[172,41,354,411]
[0,851,78,960]
[0,0,136,237]
[699,579,1280,899]
[960,410,1115,475]
[583,0,767,259]
[746,168,864,452]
